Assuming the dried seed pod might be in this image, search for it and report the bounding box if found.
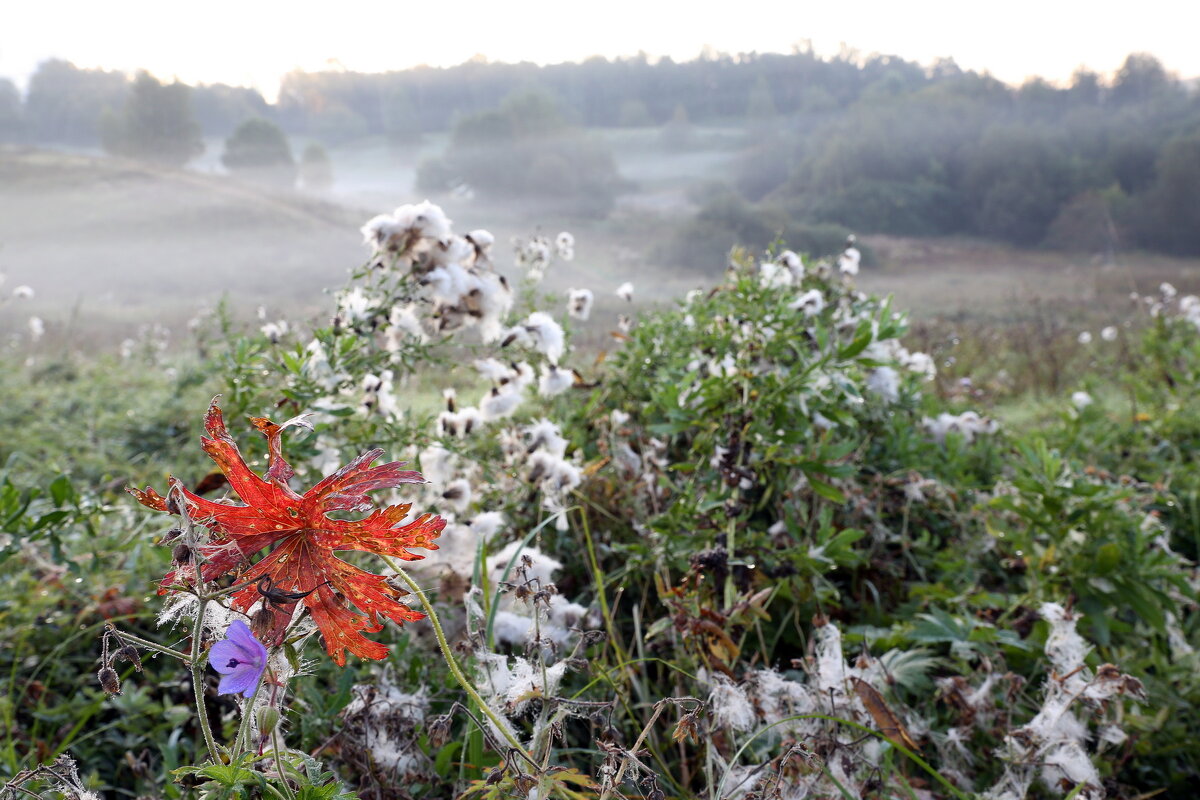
[672,710,700,743]
[113,644,143,672]
[581,630,608,646]
[97,667,121,695]
[427,714,453,748]
[251,606,276,641]
[172,544,191,564]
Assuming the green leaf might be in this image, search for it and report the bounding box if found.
[49,475,75,506]
[434,740,463,776]
[806,473,847,504]
[838,321,874,360]
[1094,543,1122,574]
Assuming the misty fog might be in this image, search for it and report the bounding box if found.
[1,49,1198,351]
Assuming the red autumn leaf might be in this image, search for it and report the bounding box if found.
[128,398,445,665]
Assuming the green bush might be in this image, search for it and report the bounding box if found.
[2,205,1196,799]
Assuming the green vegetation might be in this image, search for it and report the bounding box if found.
[2,45,1200,799]
[99,71,203,167]
[417,91,626,217]
[9,48,1198,250]
[221,118,296,188]
[0,200,1196,798]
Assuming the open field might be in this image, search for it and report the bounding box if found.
[4,145,1200,357]
[862,235,1200,322]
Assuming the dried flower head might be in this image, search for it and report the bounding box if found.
[97,666,120,695]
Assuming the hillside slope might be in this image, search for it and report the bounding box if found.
[0,148,365,342]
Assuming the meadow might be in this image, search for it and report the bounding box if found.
[0,139,1198,800]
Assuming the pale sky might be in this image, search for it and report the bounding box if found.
[4,0,1199,98]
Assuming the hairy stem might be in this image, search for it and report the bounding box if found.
[272,727,296,800]
[383,560,530,757]
[384,560,590,800]
[107,626,190,663]
[233,678,263,756]
[189,596,220,763]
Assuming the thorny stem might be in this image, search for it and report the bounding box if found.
[383,560,588,800]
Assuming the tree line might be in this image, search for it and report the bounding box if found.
[746,54,1200,255]
[1,50,1197,253]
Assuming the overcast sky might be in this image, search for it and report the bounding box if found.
[4,0,1198,98]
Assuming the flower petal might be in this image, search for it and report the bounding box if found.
[217,664,261,698]
[208,639,243,675]
[225,620,267,663]
[210,619,267,698]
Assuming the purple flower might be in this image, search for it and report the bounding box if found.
[209,620,267,698]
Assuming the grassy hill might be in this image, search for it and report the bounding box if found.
[0,147,365,347]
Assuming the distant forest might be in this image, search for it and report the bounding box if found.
[2,48,1198,255]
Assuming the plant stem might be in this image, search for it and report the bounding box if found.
[272,728,296,800]
[108,627,191,663]
[581,509,627,666]
[383,560,530,757]
[385,559,590,800]
[233,679,262,756]
[599,699,666,800]
[189,596,221,763]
